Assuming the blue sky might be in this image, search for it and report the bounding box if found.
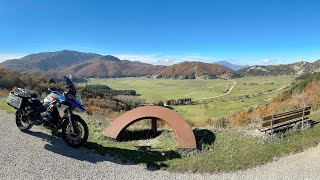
[0,0,320,65]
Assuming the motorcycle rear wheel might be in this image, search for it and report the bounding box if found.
[15,109,33,132]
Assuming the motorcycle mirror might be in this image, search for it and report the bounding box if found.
[49,79,56,84]
[66,74,72,80]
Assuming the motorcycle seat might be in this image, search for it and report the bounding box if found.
[31,97,41,101]
[28,93,43,103]
[28,94,38,98]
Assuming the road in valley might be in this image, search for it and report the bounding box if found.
[193,80,237,101]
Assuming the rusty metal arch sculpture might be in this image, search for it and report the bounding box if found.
[103,106,197,149]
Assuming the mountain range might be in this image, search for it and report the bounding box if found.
[1,50,319,78]
[0,50,234,79]
[237,61,320,76]
[214,61,249,71]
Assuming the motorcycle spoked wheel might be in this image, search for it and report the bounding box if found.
[62,115,88,148]
[15,109,33,132]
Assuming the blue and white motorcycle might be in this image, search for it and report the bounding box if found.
[7,74,89,148]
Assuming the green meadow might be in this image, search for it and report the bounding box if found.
[88,76,295,123]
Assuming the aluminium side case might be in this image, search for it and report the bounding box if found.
[7,92,23,109]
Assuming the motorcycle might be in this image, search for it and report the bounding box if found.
[7,74,89,148]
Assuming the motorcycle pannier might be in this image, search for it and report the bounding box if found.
[7,92,23,109]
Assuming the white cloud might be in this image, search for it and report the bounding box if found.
[0,54,26,62]
[263,58,270,64]
[113,53,212,65]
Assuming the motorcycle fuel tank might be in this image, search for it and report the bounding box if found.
[43,91,66,105]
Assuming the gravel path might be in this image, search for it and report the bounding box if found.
[261,84,292,95]
[193,80,237,101]
[1,109,320,180]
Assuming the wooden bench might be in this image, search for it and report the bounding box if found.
[258,106,311,134]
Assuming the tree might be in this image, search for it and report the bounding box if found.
[157,100,164,107]
[294,90,310,108]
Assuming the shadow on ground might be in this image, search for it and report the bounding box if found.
[25,128,216,171]
[193,128,216,149]
[117,128,216,148]
[117,129,164,141]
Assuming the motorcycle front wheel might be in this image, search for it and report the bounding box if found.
[62,115,89,148]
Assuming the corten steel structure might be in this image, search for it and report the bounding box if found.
[103,106,197,149]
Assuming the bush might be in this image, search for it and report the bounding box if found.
[0,88,9,97]
[84,97,126,112]
[213,117,229,128]
[82,85,137,98]
[114,95,145,109]
[166,98,193,106]
[157,100,164,107]
[86,105,123,119]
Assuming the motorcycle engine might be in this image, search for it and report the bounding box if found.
[41,105,58,122]
[40,104,62,130]
[40,111,52,122]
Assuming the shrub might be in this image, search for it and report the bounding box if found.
[166,98,193,106]
[114,95,145,109]
[213,117,229,128]
[82,85,137,98]
[0,88,9,97]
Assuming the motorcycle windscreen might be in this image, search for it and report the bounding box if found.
[65,98,86,111]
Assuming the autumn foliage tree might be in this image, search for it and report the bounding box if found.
[229,72,320,128]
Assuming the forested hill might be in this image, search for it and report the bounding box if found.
[0,50,165,78]
[0,69,47,92]
[229,72,320,127]
[0,50,236,79]
[237,60,320,76]
[155,61,235,79]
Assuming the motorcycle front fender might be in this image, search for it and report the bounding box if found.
[65,99,86,111]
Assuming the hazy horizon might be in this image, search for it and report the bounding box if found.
[0,49,319,66]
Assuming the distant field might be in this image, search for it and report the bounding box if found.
[89,78,233,102]
[87,76,295,123]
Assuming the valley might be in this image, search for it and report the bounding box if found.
[87,76,295,125]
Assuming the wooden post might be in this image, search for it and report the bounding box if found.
[270,115,274,136]
[302,107,305,129]
[151,118,157,135]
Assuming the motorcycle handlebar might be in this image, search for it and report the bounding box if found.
[48,87,64,93]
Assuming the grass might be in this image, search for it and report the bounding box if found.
[88,77,232,102]
[82,111,320,173]
[1,95,320,173]
[86,76,295,123]
[0,98,16,113]
[167,125,320,172]
[80,74,320,171]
